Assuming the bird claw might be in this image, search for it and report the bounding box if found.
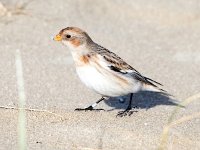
[116,107,138,117]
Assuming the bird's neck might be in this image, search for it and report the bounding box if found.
[69,44,92,65]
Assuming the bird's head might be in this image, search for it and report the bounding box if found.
[54,27,93,49]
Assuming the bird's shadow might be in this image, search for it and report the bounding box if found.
[104,91,181,112]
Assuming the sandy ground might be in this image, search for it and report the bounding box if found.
[0,0,200,149]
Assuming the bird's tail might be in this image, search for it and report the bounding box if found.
[142,77,172,97]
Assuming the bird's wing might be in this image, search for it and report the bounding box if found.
[94,45,163,88]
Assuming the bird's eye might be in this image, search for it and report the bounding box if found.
[66,34,71,38]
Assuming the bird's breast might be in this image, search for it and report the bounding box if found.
[75,63,134,97]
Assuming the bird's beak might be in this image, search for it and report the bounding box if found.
[53,34,62,41]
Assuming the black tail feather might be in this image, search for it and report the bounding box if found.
[144,77,173,97]
[144,77,163,86]
[158,88,174,97]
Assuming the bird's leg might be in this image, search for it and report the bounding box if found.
[75,97,105,111]
[117,93,137,117]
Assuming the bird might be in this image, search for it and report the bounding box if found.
[53,27,169,117]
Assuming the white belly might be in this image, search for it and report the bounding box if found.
[76,65,140,97]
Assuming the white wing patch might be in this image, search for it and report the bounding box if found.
[96,54,134,75]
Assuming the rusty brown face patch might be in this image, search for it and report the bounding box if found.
[70,38,81,47]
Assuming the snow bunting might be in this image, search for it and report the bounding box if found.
[53,27,169,116]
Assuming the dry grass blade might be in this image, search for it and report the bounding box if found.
[0,106,65,120]
[15,49,26,150]
[158,93,200,150]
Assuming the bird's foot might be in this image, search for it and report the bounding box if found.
[75,106,105,111]
[116,106,138,117]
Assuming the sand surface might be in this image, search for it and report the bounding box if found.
[0,0,200,149]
